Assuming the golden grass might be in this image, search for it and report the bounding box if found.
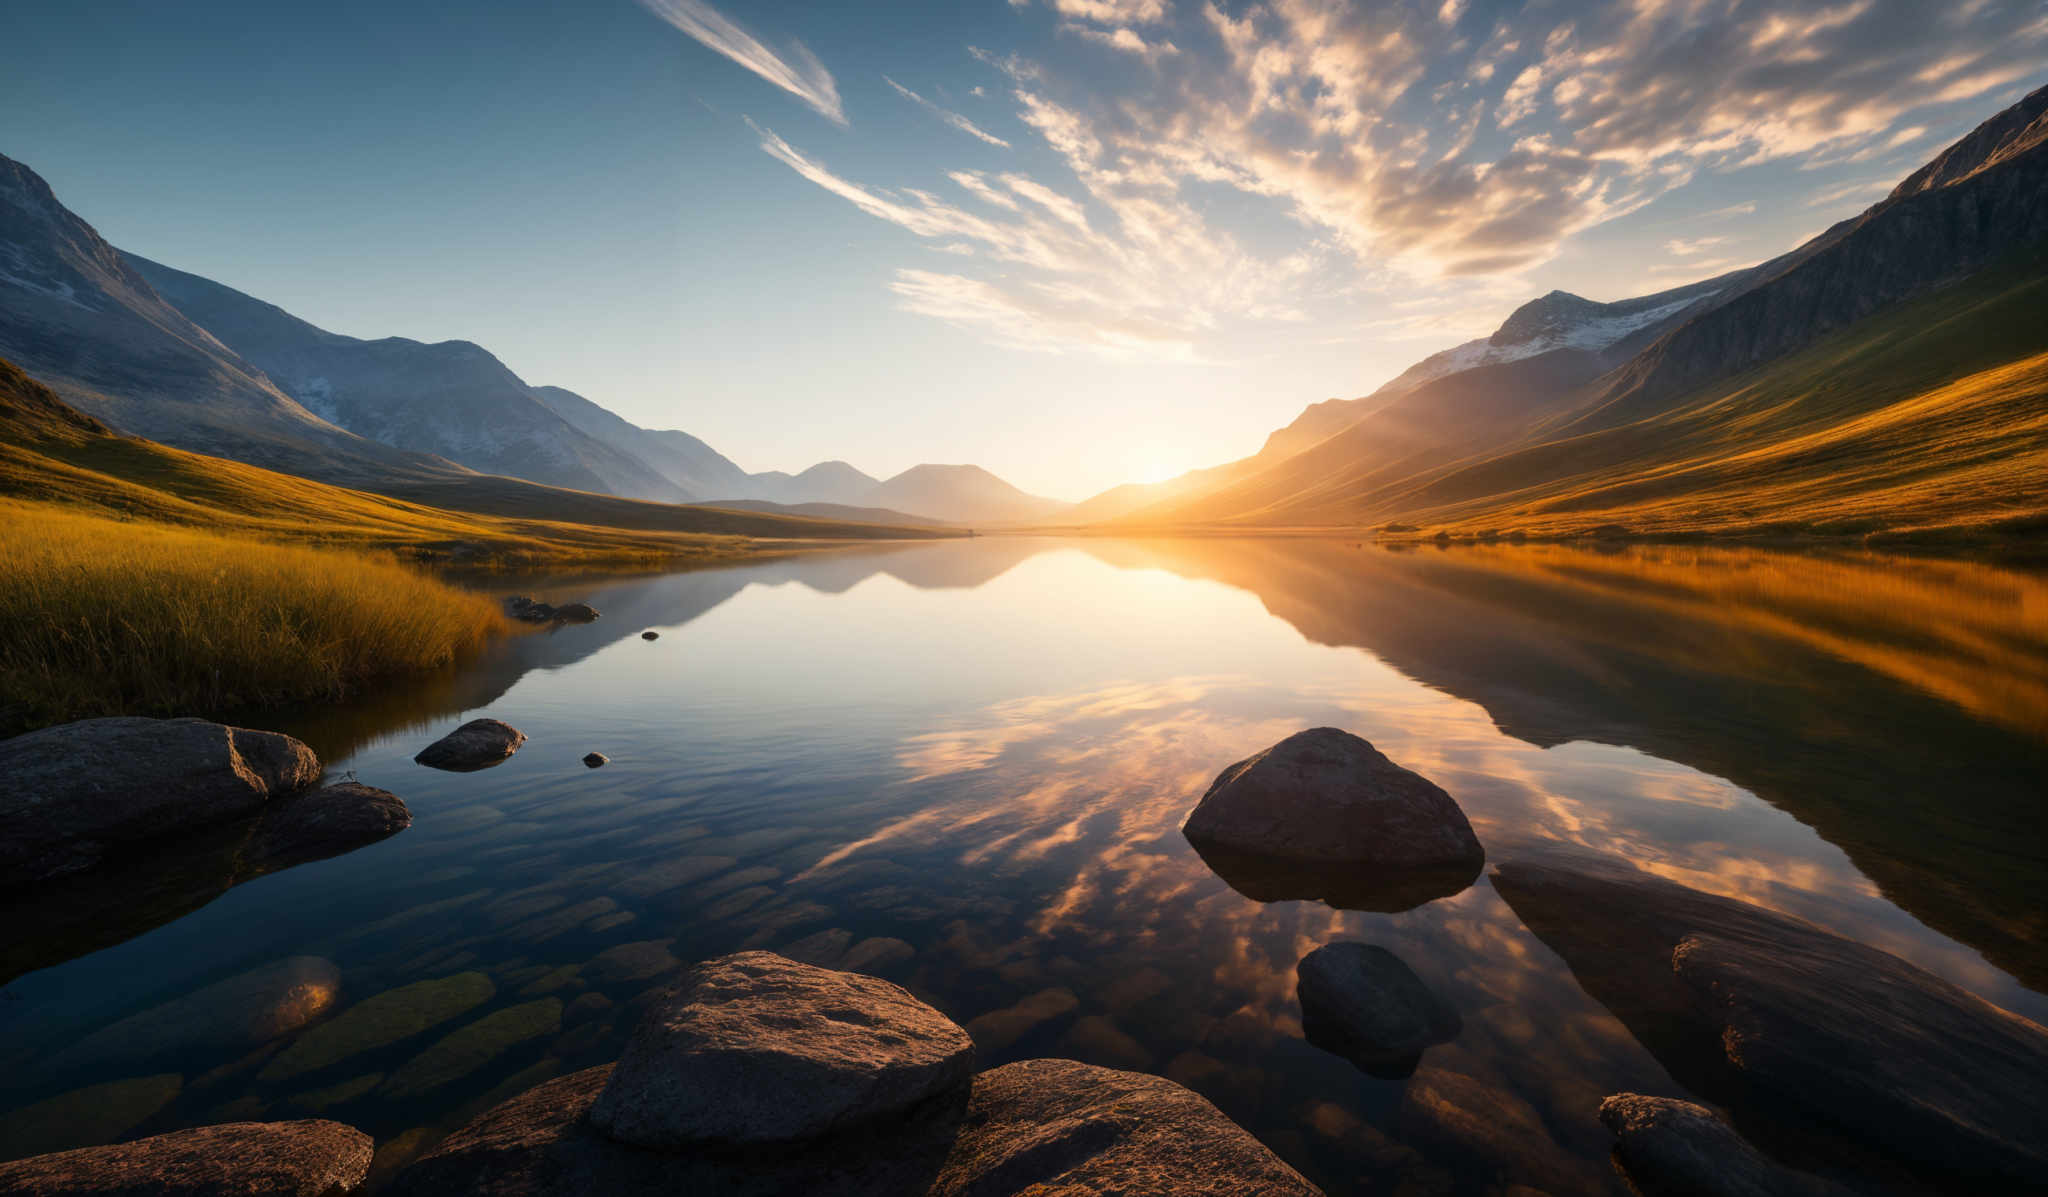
[0,500,506,733]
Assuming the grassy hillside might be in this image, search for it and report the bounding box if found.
[0,358,951,566]
[1389,256,2048,542]
[1114,252,2046,544]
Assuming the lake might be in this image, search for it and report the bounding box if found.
[2,538,2043,1193]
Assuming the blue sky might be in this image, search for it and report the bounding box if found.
[5,0,2044,499]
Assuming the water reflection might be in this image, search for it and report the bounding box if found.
[0,538,2040,1196]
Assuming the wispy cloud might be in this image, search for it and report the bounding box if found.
[637,0,843,124]
[885,78,1011,147]
[746,0,2048,358]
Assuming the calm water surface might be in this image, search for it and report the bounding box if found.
[3,538,2044,1193]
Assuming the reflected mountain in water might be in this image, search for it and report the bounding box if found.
[1081,539,2048,990]
[266,540,1048,762]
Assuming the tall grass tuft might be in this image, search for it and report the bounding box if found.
[0,501,505,733]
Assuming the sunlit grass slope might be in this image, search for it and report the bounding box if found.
[1385,256,2048,542]
[0,358,940,565]
[0,501,506,732]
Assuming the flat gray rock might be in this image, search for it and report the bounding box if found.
[390,1059,1321,1196]
[1494,852,2048,1188]
[0,717,320,886]
[414,719,525,772]
[0,1118,372,1196]
[588,951,975,1147]
[1296,943,1460,1077]
[1598,1094,1850,1197]
[1182,728,1482,910]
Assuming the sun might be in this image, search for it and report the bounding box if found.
[1130,449,1180,485]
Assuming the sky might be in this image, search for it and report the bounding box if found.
[4,0,2044,500]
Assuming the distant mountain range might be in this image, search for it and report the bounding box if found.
[1074,84,2048,541]
[0,153,1066,527]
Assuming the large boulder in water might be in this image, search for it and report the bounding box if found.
[414,718,525,772]
[1598,1094,1851,1197]
[1296,943,1460,1078]
[1182,727,1483,910]
[588,951,976,1147]
[0,717,321,886]
[0,1118,372,1195]
[390,1060,1319,1196]
[249,782,411,871]
[1493,852,2048,1188]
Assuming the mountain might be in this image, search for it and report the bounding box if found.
[1068,274,1729,526]
[123,255,689,501]
[529,384,752,499]
[861,463,1070,525]
[1098,84,2048,539]
[0,152,448,484]
[746,460,880,506]
[0,353,960,561]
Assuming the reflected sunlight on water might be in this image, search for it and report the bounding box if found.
[2,538,2042,1194]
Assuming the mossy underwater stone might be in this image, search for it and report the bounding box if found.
[381,999,564,1099]
[0,1073,184,1158]
[259,971,496,1083]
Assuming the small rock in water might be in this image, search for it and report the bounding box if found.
[553,603,600,624]
[587,951,976,1147]
[414,719,525,772]
[503,596,556,623]
[641,631,658,640]
[1296,943,1461,1078]
[582,753,608,769]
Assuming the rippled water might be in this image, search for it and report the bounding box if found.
[2,538,2043,1193]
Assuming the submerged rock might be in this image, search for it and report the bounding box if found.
[0,1074,184,1160]
[390,1060,1318,1196]
[260,972,497,1083]
[1598,1094,1851,1197]
[582,753,608,769]
[382,999,563,1099]
[55,956,341,1072]
[588,951,976,1147]
[1296,943,1460,1078]
[0,1119,373,1196]
[1182,728,1483,911]
[1493,852,2048,1187]
[0,717,321,886]
[414,719,526,772]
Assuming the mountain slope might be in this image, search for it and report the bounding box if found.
[530,384,752,499]
[1373,254,2048,540]
[125,255,688,501]
[0,355,959,561]
[863,463,1070,525]
[1114,84,2048,538]
[1073,274,1733,527]
[0,153,449,484]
